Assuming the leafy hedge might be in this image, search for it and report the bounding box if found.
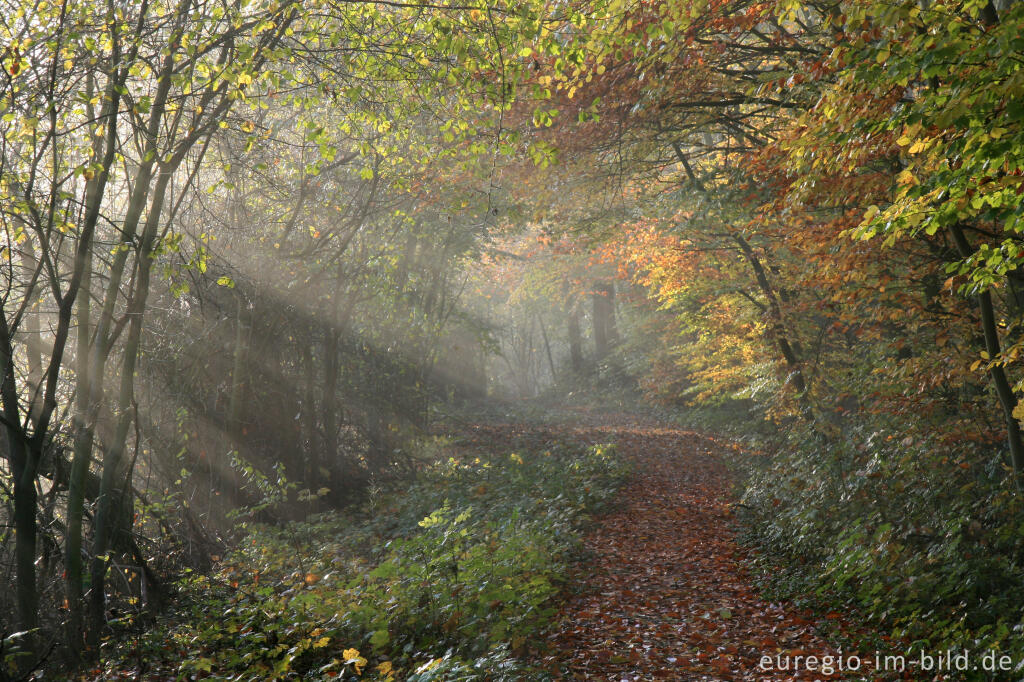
[91,440,628,680]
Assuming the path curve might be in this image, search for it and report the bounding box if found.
[523,416,870,681]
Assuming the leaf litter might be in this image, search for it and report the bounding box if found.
[508,413,883,681]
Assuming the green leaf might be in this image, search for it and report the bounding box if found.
[370,628,390,648]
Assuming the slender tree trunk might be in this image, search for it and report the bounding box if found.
[731,233,810,405]
[20,243,44,423]
[82,40,187,615]
[538,314,557,383]
[475,341,487,397]
[567,303,583,373]
[605,283,620,347]
[393,228,417,294]
[949,222,1024,481]
[73,43,176,624]
[0,309,36,631]
[4,8,128,640]
[300,329,318,485]
[323,319,340,475]
[66,246,93,652]
[227,295,249,441]
[89,166,174,644]
[12,446,38,632]
[592,283,613,361]
[668,142,811,414]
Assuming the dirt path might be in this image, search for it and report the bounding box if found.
[508,415,871,681]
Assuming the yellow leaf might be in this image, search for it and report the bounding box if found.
[343,649,367,675]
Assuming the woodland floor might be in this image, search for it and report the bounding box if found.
[78,410,896,681]
[467,411,884,681]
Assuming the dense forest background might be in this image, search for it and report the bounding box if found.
[3,0,1024,677]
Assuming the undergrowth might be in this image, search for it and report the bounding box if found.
[740,416,1024,681]
[86,439,627,681]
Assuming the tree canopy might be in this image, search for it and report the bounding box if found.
[3,0,1024,676]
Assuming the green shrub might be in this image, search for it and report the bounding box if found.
[94,442,628,680]
[741,417,1024,680]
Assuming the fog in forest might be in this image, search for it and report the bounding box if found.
[4,0,1024,679]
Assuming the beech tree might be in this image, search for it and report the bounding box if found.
[0,0,558,656]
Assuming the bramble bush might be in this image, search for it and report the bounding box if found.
[91,440,627,680]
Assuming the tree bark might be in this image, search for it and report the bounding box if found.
[89,165,175,644]
[0,307,36,631]
[948,222,1024,482]
[65,244,93,652]
[731,233,810,404]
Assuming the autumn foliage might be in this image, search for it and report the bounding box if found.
[5,0,1024,675]
[473,0,1024,671]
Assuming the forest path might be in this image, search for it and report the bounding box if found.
[466,411,868,681]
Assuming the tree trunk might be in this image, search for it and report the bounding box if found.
[592,283,615,361]
[300,327,318,485]
[227,295,249,442]
[20,241,44,424]
[12,451,38,632]
[731,233,810,410]
[605,283,620,347]
[65,246,93,652]
[89,166,174,644]
[0,309,36,632]
[567,302,583,373]
[948,222,1024,482]
[538,314,557,383]
[323,321,340,468]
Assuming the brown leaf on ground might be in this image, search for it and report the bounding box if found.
[489,412,892,681]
